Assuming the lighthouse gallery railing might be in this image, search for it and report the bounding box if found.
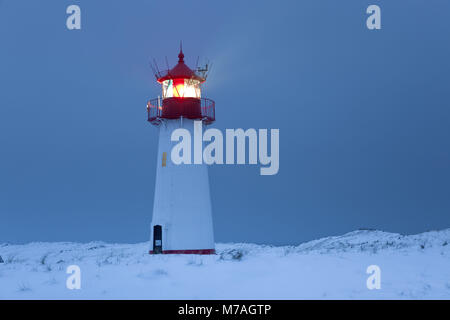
[147,97,215,125]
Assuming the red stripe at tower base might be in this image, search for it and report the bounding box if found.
[149,249,215,255]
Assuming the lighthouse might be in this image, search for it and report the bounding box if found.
[147,48,215,254]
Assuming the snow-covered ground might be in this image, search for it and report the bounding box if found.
[1,229,449,299]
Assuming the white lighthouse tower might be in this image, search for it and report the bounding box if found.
[147,48,215,254]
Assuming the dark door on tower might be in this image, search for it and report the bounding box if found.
[153,225,162,254]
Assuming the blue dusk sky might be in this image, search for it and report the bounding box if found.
[0,0,449,244]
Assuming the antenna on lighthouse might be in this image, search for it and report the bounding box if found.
[149,59,159,80]
[165,56,170,71]
[151,58,163,79]
[197,58,211,80]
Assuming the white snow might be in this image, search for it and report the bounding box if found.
[0,229,449,299]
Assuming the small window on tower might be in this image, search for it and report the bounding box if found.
[162,152,167,167]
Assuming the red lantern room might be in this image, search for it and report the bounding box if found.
[147,48,215,125]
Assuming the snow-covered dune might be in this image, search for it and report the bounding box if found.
[1,229,449,299]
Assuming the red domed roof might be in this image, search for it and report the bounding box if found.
[157,49,205,83]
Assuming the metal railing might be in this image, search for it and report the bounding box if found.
[147,97,163,125]
[147,97,215,125]
[200,98,215,125]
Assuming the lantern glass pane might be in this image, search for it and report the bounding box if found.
[162,79,201,98]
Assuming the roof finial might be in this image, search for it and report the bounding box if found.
[178,41,184,63]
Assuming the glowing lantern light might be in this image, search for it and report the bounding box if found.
[173,79,185,97]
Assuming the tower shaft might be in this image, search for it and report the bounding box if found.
[150,119,215,254]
